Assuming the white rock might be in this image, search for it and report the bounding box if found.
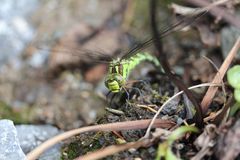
[0,119,26,160]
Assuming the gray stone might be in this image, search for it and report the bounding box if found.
[16,124,62,160]
[0,0,38,67]
[221,26,240,59]
[0,119,26,160]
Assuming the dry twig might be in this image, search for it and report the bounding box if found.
[76,139,150,160]
[26,119,175,160]
[201,37,240,114]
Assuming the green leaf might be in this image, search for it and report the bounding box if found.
[234,89,240,103]
[155,142,168,160]
[229,102,240,116]
[168,126,198,145]
[227,65,240,89]
[166,147,179,160]
[155,126,198,160]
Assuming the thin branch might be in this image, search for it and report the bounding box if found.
[202,55,227,102]
[76,139,149,160]
[26,119,175,160]
[201,37,240,114]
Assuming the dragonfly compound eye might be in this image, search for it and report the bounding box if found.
[105,74,125,93]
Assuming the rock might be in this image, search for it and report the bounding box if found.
[16,124,62,160]
[221,26,240,59]
[0,0,38,68]
[0,119,26,160]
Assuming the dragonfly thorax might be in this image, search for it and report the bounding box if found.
[104,60,127,93]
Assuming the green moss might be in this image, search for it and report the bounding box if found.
[61,142,80,160]
[61,131,117,160]
[0,101,32,124]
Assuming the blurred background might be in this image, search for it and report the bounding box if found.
[0,0,239,159]
[0,0,171,129]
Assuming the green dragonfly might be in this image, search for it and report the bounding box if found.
[104,12,206,93]
[44,11,205,94]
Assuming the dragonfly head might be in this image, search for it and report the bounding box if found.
[105,73,125,93]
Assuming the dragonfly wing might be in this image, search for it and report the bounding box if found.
[33,24,128,69]
[37,43,114,67]
[120,10,207,60]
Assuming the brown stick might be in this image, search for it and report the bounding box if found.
[26,119,175,160]
[201,37,240,114]
[76,139,149,160]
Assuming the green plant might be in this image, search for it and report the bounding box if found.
[155,126,198,160]
[227,65,240,103]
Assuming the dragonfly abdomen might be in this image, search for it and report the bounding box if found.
[124,52,160,77]
[105,52,159,93]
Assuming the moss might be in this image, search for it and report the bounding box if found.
[61,142,80,160]
[61,131,118,160]
[0,101,32,124]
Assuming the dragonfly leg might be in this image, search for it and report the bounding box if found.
[131,87,142,96]
[106,90,129,107]
[106,91,116,107]
[122,87,130,101]
[106,91,111,98]
[137,79,151,88]
[127,79,151,89]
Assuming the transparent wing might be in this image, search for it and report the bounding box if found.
[35,11,206,65]
[120,11,207,61]
[37,43,114,64]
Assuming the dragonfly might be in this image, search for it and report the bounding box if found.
[42,11,206,93]
[103,11,206,93]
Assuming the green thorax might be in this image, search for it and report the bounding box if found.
[105,52,160,92]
